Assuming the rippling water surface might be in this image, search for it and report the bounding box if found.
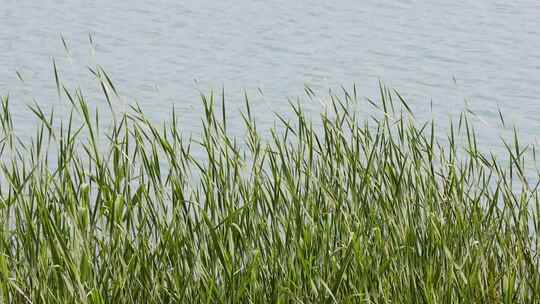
[1,1,540,151]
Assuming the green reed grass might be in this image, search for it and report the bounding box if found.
[0,77,539,303]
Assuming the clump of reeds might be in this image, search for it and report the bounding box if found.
[0,73,539,303]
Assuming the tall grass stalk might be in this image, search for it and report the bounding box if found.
[0,79,539,303]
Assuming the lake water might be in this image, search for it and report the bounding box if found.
[1,0,540,154]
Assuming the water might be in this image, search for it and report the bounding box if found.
[2,0,540,153]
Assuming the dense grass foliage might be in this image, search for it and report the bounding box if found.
[0,80,539,303]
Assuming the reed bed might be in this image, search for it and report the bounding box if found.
[0,76,539,303]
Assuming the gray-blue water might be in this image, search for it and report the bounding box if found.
[2,1,540,153]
